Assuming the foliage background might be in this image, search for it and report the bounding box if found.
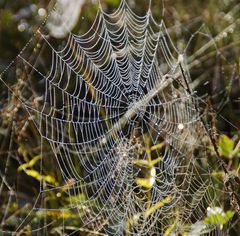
[0,0,240,235]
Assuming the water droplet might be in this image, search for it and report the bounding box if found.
[112,52,117,59]
[229,27,234,33]
[222,32,228,38]
[178,123,184,130]
[18,23,26,32]
[102,137,107,144]
[178,54,184,62]
[30,4,37,12]
[38,8,46,17]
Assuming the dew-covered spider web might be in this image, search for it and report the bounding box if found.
[0,0,239,235]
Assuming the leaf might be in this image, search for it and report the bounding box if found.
[150,143,164,151]
[25,170,59,186]
[136,177,154,189]
[163,222,175,236]
[204,210,234,226]
[211,171,224,178]
[143,195,173,217]
[133,159,149,167]
[127,196,174,229]
[37,210,74,219]
[218,135,234,158]
[18,144,30,162]
[18,225,32,236]
[66,194,86,205]
[18,154,42,171]
[105,0,121,7]
[149,157,162,167]
[133,157,162,168]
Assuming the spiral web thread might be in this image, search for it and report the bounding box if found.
[0,0,230,235]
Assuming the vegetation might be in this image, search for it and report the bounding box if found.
[0,0,240,235]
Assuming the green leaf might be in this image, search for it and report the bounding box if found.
[127,196,174,229]
[136,177,154,189]
[143,196,173,217]
[204,210,234,226]
[218,135,234,158]
[18,154,42,171]
[163,223,175,236]
[66,194,86,205]
[18,144,30,162]
[105,0,121,7]
[133,157,162,168]
[25,170,59,186]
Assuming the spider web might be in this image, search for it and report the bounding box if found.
[0,0,236,235]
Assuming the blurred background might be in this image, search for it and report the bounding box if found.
[0,0,240,235]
